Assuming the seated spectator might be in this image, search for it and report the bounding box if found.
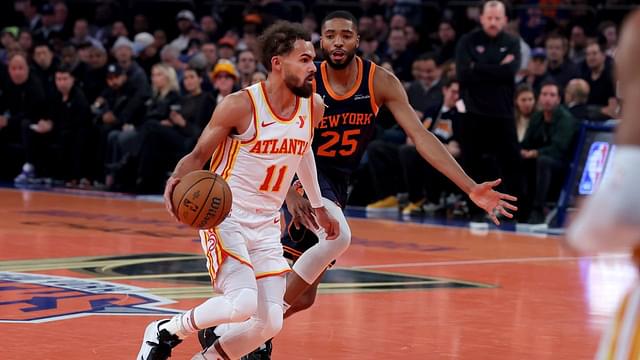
[564,78,610,121]
[2,53,48,182]
[434,20,457,65]
[385,28,414,82]
[358,29,381,64]
[399,77,462,215]
[49,65,93,186]
[0,27,20,63]
[112,36,148,86]
[31,42,60,98]
[69,19,101,49]
[210,60,238,107]
[134,32,160,78]
[217,36,236,61]
[521,82,578,223]
[405,53,442,117]
[514,84,535,144]
[237,50,257,89]
[133,63,181,193]
[137,67,214,194]
[545,33,579,91]
[569,24,588,64]
[599,20,618,57]
[170,10,195,52]
[579,40,616,107]
[200,42,218,73]
[519,48,553,95]
[18,29,33,54]
[83,45,108,103]
[60,44,88,85]
[96,63,150,187]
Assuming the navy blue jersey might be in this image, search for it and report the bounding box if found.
[313,57,379,176]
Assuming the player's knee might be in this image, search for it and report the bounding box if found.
[228,288,258,322]
[331,223,351,255]
[259,303,284,339]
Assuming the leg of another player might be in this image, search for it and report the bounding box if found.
[284,199,350,308]
[198,275,286,359]
[284,269,325,318]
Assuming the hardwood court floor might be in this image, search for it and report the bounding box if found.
[0,187,633,359]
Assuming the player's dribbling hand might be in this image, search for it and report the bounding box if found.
[285,186,317,230]
[315,206,339,240]
[164,176,180,220]
[469,179,518,225]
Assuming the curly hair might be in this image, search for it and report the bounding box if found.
[257,21,310,72]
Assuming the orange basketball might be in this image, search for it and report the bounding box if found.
[171,170,232,229]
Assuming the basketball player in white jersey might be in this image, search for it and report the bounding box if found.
[136,21,339,360]
[567,10,640,360]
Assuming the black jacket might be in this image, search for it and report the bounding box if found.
[456,29,520,118]
[50,86,92,131]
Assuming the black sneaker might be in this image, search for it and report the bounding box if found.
[241,339,273,360]
[137,319,183,360]
[198,326,219,350]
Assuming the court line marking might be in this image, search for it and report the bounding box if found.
[352,254,629,269]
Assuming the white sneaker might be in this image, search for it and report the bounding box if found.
[137,319,182,360]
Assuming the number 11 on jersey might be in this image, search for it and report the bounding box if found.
[259,165,288,192]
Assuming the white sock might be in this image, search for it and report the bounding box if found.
[160,310,198,339]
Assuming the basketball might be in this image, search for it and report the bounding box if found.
[171,170,232,229]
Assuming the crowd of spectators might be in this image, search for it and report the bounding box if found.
[0,0,630,223]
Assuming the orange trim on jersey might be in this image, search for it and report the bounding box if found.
[241,90,259,145]
[608,291,632,359]
[321,57,363,101]
[209,138,227,172]
[260,81,300,122]
[368,62,379,115]
[203,232,215,280]
[221,140,240,180]
[255,268,291,280]
[283,245,302,257]
[309,94,315,140]
[213,229,253,269]
[630,313,640,360]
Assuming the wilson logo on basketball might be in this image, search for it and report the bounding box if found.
[197,197,224,229]
[0,272,179,323]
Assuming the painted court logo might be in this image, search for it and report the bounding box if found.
[0,272,180,323]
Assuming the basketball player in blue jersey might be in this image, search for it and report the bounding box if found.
[199,11,518,358]
[568,10,640,359]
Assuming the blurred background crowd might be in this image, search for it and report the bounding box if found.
[0,0,634,224]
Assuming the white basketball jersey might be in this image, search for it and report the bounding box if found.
[210,82,314,214]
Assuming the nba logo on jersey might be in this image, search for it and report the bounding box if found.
[579,142,611,195]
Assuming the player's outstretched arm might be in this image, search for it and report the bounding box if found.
[163,92,251,217]
[378,68,517,224]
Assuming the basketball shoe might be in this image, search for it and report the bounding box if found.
[197,328,272,360]
[137,319,182,360]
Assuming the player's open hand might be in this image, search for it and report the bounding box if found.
[314,206,339,240]
[469,179,518,225]
[285,186,317,230]
[163,176,180,221]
